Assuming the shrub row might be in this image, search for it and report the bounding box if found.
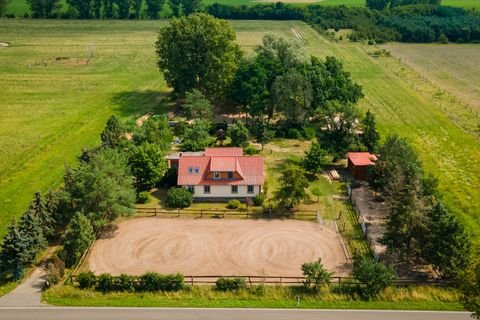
[76,271,185,292]
[215,277,247,291]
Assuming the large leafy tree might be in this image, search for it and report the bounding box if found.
[133,115,173,152]
[422,201,471,280]
[230,60,270,119]
[145,0,164,18]
[301,259,333,292]
[156,13,242,100]
[308,56,363,112]
[273,70,313,127]
[361,110,380,153]
[181,119,214,151]
[129,143,168,191]
[229,121,250,148]
[64,148,136,222]
[101,115,126,148]
[92,0,102,18]
[0,221,29,280]
[63,212,95,267]
[317,101,362,161]
[274,164,309,208]
[102,0,114,18]
[183,89,213,120]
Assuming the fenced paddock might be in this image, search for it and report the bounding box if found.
[87,218,351,277]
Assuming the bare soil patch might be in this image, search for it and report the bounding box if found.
[88,218,350,277]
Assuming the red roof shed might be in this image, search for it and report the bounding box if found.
[347,152,377,180]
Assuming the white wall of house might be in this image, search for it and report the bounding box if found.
[183,185,261,198]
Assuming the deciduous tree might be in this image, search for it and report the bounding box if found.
[133,115,173,152]
[181,119,214,151]
[303,142,328,175]
[67,0,92,18]
[301,258,333,292]
[129,143,168,191]
[229,121,250,148]
[352,255,395,299]
[156,13,242,100]
[274,164,309,208]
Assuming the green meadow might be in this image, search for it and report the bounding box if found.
[1,20,480,254]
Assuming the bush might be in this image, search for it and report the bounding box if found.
[352,256,395,300]
[302,127,316,140]
[286,128,302,139]
[45,256,66,287]
[253,193,266,206]
[215,277,246,291]
[139,272,184,292]
[77,271,97,289]
[244,145,259,155]
[97,273,115,293]
[226,199,241,209]
[136,191,150,204]
[166,187,193,208]
[116,274,135,292]
[301,259,334,292]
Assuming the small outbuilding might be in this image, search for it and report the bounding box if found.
[347,152,377,181]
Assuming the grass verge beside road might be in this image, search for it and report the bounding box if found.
[44,285,463,310]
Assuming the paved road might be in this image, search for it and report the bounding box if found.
[0,268,46,307]
[0,307,471,320]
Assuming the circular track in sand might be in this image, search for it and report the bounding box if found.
[88,218,350,276]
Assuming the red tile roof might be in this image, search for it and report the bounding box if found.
[204,147,243,157]
[347,152,377,166]
[177,149,264,186]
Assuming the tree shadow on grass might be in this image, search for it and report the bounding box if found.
[110,90,174,118]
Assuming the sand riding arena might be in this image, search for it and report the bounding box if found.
[87,218,350,278]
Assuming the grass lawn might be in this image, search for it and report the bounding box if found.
[44,284,463,310]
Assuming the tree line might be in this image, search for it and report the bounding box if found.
[20,0,202,19]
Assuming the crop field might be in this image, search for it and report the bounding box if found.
[1,19,480,253]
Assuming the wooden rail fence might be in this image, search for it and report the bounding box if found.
[69,274,452,287]
[135,207,319,220]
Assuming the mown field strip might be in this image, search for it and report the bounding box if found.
[292,22,480,250]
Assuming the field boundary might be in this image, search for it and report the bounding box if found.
[69,274,452,287]
[135,207,320,220]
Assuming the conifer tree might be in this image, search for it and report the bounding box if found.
[0,221,28,280]
[101,115,125,148]
[19,210,46,264]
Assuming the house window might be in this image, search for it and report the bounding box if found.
[188,167,193,174]
[214,172,220,180]
[227,172,234,179]
[204,185,210,194]
[247,185,254,194]
[194,167,200,174]
[187,186,195,193]
[189,167,200,174]
[231,186,238,194]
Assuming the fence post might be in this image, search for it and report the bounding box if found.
[191,276,194,286]
[177,209,180,217]
[201,210,203,218]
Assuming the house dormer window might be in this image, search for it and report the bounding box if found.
[214,171,220,180]
[227,172,233,179]
[188,167,200,174]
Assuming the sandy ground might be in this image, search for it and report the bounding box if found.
[88,218,350,277]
